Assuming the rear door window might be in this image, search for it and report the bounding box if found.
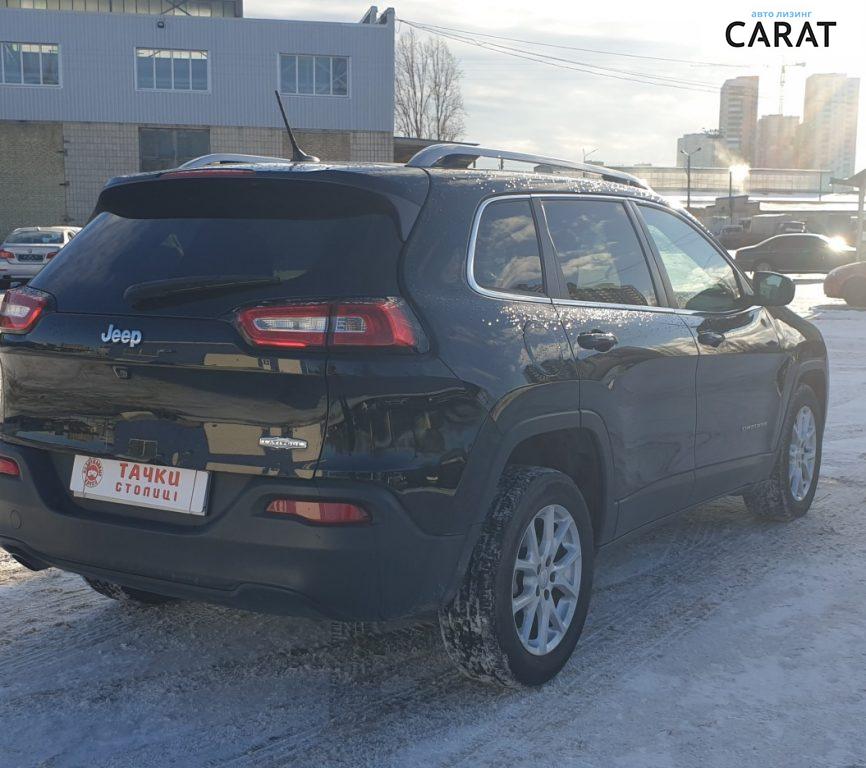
[472,199,545,297]
[540,198,658,306]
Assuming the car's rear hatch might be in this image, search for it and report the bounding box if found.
[0,168,428,485]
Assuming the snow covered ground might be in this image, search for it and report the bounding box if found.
[1,279,864,768]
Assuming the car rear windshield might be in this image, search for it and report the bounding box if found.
[5,230,63,245]
[31,177,406,317]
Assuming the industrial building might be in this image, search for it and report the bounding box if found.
[0,2,395,239]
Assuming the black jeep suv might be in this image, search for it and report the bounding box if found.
[0,145,827,686]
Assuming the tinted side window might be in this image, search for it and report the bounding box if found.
[774,237,799,253]
[641,206,742,312]
[541,199,657,306]
[805,237,827,253]
[473,199,545,296]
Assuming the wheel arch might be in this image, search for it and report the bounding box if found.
[497,413,617,548]
[444,409,617,607]
[797,364,828,425]
[770,360,828,455]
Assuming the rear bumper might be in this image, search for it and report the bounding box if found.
[0,263,43,280]
[0,442,466,621]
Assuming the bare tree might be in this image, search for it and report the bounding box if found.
[395,29,466,141]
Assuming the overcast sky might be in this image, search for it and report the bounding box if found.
[248,0,866,170]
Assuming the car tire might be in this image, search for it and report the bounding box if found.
[84,577,177,606]
[755,260,773,273]
[843,278,866,308]
[743,384,822,521]
[439,466,594,687]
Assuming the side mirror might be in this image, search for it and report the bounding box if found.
[753,271,795,307]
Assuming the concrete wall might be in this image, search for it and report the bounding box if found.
[63,122,140,224]
[1,119,394,231]
[349,131,393,162]
[210,126,393,162]
[0,121,67,241]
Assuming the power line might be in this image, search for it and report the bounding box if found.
[399,19,721,94]
[398,18,748,70]
[399,20,720,94]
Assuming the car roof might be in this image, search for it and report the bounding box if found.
[743,232,833,251]
[105,161,669,206]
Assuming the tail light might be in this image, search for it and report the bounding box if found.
[44,251,58,260]
[0,287,50,333]
[236,304,329,348]
[0,457,20,477]
[235,298,427,352]
[0,250,13,261]
[266,499,370,524]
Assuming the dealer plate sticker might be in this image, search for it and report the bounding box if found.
[70,455,209,516]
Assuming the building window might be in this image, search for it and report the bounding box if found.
[1,42,60,86]
[139,127,210,171]
[136,49,208,92]
[279,54,348,96]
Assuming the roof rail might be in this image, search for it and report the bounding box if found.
[406,143,650,190]
[177,153,291,170]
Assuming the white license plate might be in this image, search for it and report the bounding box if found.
[70,455,209,516]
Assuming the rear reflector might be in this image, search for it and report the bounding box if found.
[0,457,20,477]
[0,287,50,333]
[235,298,426,352]
[266,499,370,524]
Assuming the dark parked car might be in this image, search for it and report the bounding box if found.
[735,233,856,274]
[0,146,828,687]
[824,261,866,306]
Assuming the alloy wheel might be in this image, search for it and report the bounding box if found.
[511,504,581,656]
[788,405,817,502]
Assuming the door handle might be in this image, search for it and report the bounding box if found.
[698,330,725,348]
[577,330,618,352]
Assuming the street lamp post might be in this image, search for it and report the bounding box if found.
[680,147,701,211]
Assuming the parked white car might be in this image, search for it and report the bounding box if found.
[0,226,81,283]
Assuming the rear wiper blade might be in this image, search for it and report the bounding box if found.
[124,276,281,307]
